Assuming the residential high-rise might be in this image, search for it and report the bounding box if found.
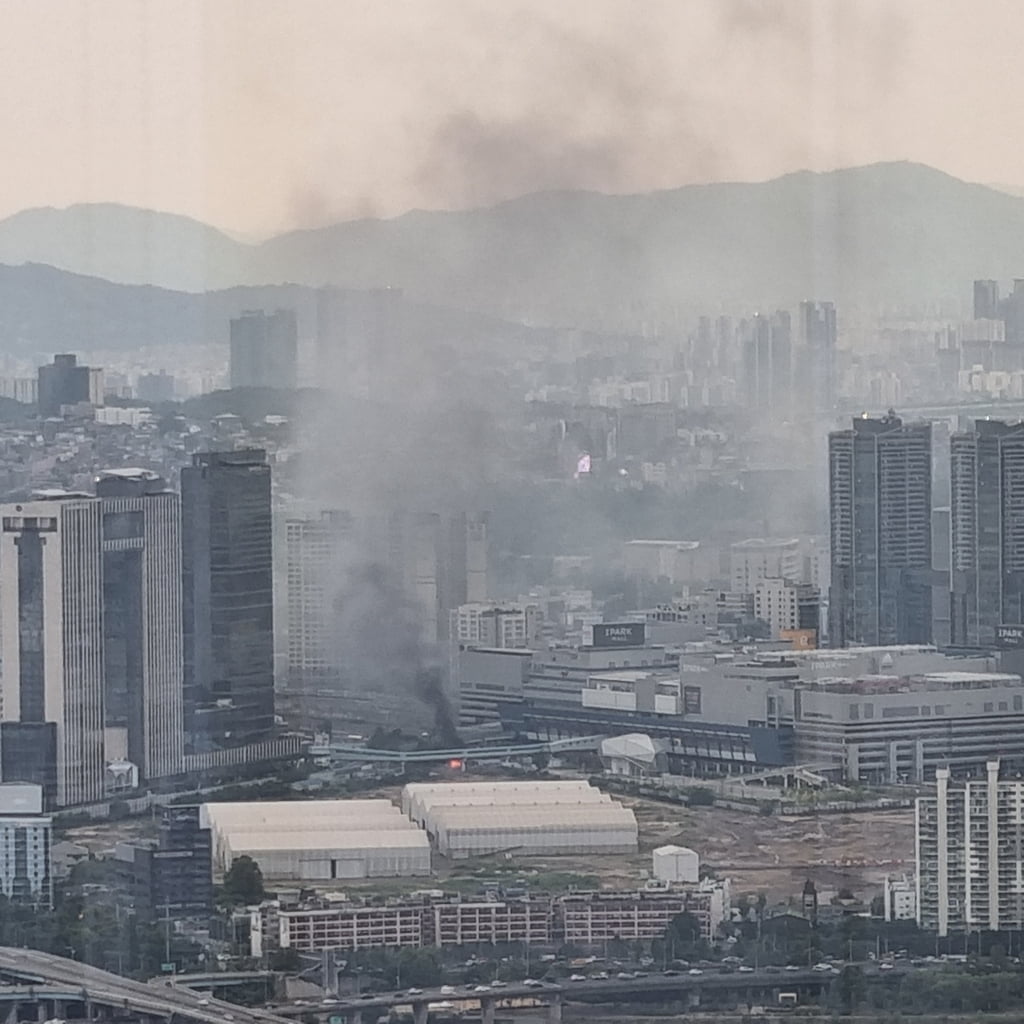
[285,509,352,686]
[916,760,1024,936]
[229,309,298,390]
[96,469,183,780]
[828,412,933,647]
[37,353,103,416]
[0,494,105,806]
[799,300,837,417]
[182,450,275,751]
[741,311,791,414]
[950,420,1024,647]
[0,783,52,906]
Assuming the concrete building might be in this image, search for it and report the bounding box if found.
[741,311,792,415]
[0,494,106,807]
[916,760,1024,936]
[37,354,103,417]
[653,845,700,884]
[799,300,837,418]
[96,469,183,781]
[0,783,52,906]
[455,646,531,727]
[450,602,540,649]
[883,875,916,922]
[229,309,298,390]
[255,882,728,954]
[560,881,729,944]
[731,538,802,594]
[950,419,1024,647]
[753,578,820,640]
[829,413,933,647]
[112,805,213,922]
[285,509,352,686]
[182,450,275,752]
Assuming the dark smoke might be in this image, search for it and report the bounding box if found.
[330,559,459,744]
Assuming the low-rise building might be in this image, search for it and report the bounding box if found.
[0,783,52,906]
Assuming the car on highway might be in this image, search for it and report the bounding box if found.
[594,971,609,980]
[491,980,507,988]
[879,962,895,971]
[688,968,703,976]
[523,979,543,988]
[473,985,491,993]
[784,964,801,972]
[662,970,680,977]
[440,986,456,996]
[569,974,586,982]
[616,971,634,980]
[738,965,755,973]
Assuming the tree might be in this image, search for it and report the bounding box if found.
[222,856,266,906]
[686,786,716,807]
[666,911,703,948]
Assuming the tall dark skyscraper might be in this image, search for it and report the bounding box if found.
[950,420,1024,647]
[96,469,183,782]
[799,300,837,417]
[182,450,274,751]
[828,413,933,647]
[229,309,298,390]
[742,311,791,414]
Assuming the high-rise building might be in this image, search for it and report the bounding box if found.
[285,509,352,686]
[0,783,52,906]
[229,309,298,390]
[828,413,933,647]
[799,300,837,417]
[741,311,791,414]
[916,760,1024,936]
[182,450,275,751]
[37,354,104,416]
[96,469,183,780]
[950,420,1024,647]
[973,279,1001,321]
[0,494,106,806]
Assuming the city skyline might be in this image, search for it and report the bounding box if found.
[3,1,1024,236]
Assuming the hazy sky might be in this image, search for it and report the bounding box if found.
[3,0,1023,236]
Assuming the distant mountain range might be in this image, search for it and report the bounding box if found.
[4,163,1024,325]
[0,262,565,357]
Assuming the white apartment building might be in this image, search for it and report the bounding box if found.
[285,510,350,681]
[450,602,540,649]
[753,578,817,639]
[916,760,1024,936]
[0,783,52,906]
[730,537,801,594]
[883,874,916,922]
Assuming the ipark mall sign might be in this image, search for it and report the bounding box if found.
[592,622,646,648]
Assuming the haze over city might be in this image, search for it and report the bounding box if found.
[3,0,1024,234]
[8,3,1024,1021]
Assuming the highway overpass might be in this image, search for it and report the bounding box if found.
[0,947,290,1024]
[272,969,844,1024]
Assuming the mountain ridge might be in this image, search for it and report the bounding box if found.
[4,162,1024,321]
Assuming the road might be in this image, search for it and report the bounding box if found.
[0,946,290,1024]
